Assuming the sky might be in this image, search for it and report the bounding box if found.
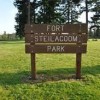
[0,0,17,34]
[0,0,93,35]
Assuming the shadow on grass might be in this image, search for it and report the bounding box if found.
[0,65,100,85]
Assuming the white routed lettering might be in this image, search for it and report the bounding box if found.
[57,46,60,52]
[43,36,47,42]
[73,36,77,41]
[61,25,64,31]
[55,36,59,42]
[47,46,51,51]
[52,46,56,52]
[35,36,38,42]
[47,25,50,31]
[64,36,68,42]
[34,35,78,43]
[56,25,60,31]
[47,25,64,32]
[39,36,43,42]
[47,46,65,52]
[60,36,64,42]
[52,25,55,31]
[68,36,72,42]
[61,46,65,51]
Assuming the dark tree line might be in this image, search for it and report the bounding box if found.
[14,0,100,39]
[88,0,100,38]
[14,0,28,38]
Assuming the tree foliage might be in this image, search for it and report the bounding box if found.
[14,0,29,39]
[14,0,100,38]
[89,0,100,38]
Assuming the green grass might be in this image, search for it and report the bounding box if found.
[0,40,100,100]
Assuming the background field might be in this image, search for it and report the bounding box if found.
[0,40,100,100]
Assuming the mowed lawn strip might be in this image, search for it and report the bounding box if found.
[0,40,100,100]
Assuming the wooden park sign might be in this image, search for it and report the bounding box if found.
[25,24,88,79]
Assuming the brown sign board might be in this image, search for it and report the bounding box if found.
[25,44,87,53]
[25,34,88,43]
[24,23,88,80]
[25,24,87,54]
[25,24,87,34]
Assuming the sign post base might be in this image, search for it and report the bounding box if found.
[76,53,82,79]
[31,53,36,80]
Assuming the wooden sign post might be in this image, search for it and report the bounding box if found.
[25,24,88,79]
[25,0,88,80]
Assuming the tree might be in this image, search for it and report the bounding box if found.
[89,0,100,39]
[36,0,82,24]
[14,0,85,38]
[60,0,83,24]
[72,0,80,4]
[89,0,100,24]
[36,0,62,24]
[14,0,29,39]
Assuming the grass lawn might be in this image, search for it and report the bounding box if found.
[0,40,100,100]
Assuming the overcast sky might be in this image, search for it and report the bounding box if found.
[0,0,93,34]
